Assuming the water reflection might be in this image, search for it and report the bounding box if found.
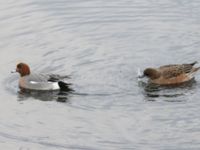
[139,78,197,101]
[17,88,73,102]
[1,0,200,149]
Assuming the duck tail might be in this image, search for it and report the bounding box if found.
[58,81,74,92]
[192,67,200,73]
[190,61,198,66]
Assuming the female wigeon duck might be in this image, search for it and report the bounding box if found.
[12,62,72,91]
[139,61,200,85]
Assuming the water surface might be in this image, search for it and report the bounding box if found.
[1,0,200,149]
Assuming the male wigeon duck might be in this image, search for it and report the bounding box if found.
[12,62,72,91]
[139,61,200,85]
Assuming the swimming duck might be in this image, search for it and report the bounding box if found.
[139,61,200,85]
[12,62,72,91]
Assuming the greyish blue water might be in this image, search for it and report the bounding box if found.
[0,0,200,149]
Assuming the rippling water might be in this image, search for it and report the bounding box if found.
[1,0,200,149]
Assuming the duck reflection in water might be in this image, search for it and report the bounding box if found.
[143,79,197,99]
[18,89,73,102]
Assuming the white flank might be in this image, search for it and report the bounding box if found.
[51,82,60,90]
[30,81,38,84]
[29,81,60,90]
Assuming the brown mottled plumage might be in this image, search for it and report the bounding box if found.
[143,61,200,85]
